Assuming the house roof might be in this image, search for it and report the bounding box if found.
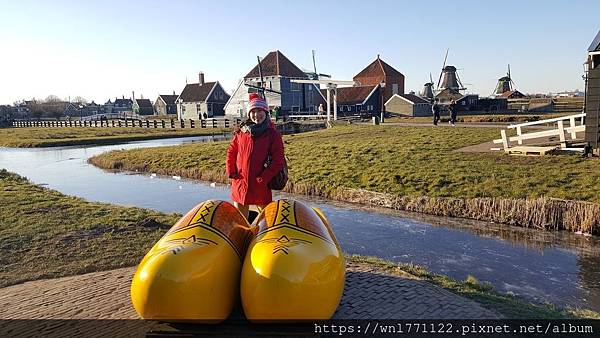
[179,82,217,102]
[354,56,404,81]
[498,90,525,98]
[135,99,153,108]
[244,50,307,79]
[397,94,430,104]
[588,30,600,52]
[114,98,132,105]
[158,94,178,105]
[320,85,379,105]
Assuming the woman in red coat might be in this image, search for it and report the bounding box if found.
[226,93,285,219]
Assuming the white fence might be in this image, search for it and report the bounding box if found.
[493,112,586,151]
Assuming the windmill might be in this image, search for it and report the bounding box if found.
[494,64,517,95]
[435,49,466,92]
[420,73,435,101]
[304,50,332,80]
[246,56,282,98]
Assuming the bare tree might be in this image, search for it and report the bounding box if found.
[73,96,88,105]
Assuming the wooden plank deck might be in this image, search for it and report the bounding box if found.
[505,146,558,156]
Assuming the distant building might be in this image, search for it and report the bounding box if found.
[133,98,154,115]
[498,90,526,99]
[177,72,230,120]
[225,50,324,118]
[385,93,431,117]
[154,94,178,116]
[112,97,133,114]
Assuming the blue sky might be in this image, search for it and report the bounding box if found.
[0,0,598,104]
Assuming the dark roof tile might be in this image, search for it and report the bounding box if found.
[245,51,307,79]
[320,85,379,105]
[158,94,178,105]
[179,82,216,102]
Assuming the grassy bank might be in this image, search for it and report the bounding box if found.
[90,124,600,234]
[0,127,228,147]
[385,113,577,124]
[0,170,597,318]
[0,169,180,287]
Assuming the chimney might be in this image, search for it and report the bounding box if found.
[199,72,205,86]
[132,91,135,101]
[173,90,175,95]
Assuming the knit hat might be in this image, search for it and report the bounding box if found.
[248,93,269,112]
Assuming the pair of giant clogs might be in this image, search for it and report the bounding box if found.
[130,199,345,322]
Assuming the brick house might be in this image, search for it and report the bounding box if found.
[353,55,405,105]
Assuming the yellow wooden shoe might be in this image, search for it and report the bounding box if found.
[241,199,345,321]
[130,200,250,322]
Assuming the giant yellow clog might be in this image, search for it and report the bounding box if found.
[241,199,345,321]
[131,200,250,322]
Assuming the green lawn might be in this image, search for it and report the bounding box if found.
[0,169,180,287]
[0,127,228,147]
[90,124,600,203]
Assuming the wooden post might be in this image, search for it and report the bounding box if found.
[557,120,566,148]
[171,119,175,128]
[500,130,509,151]
[190,119,195,128]
[201,119,206,128]
[180,119,185,128]
[212,119,217,128]
[118,120,122,127]
[516,126,523,145]
[161,120,165,128]
[224,119,229,128]
[569,116,577,140]
[153,120,157,128]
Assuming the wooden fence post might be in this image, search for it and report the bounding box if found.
[224,119,229,128]
[180,119,185,128]
[201,119,206,128]
[557,120,566,149]
[171,119,175,128]
[212,119,217,128]
[153,120,157,128]
[190,119,195,128]
[161,120,165,128]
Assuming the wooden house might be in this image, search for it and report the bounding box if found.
[224,50,324,118]
[585,30,600,150]
[177,73,230,120]
[385,93,431,117]
[133,99,154,115]
[154,94,178,116]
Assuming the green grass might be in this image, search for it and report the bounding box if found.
[90,124,600,203]
[0,127,228,147]
[346,255,600,319]
[0,169,181,287]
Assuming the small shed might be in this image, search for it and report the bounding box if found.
[385,94,432,117]
[586,30,600,151]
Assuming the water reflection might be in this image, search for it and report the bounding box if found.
[0,136,599,311]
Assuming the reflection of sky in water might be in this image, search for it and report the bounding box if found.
[1,137,599,311]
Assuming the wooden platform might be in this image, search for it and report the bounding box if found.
[505,145,558,156]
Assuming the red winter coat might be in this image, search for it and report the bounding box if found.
[226,122,285,206]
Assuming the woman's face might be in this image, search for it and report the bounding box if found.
[249,108,266,124]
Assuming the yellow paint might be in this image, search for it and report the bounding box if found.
[130,200,247,323]
[241,200,346,321]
